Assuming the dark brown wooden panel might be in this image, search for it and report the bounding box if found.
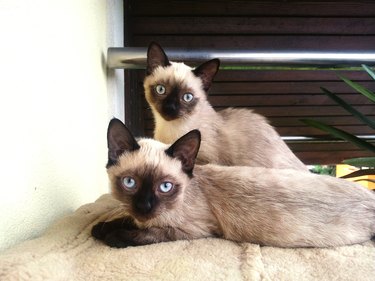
[276,125,374,136]
[208,94,373,107]
[132,1,375,17]
[290,141,375,152]
[294,150,374,165]
[138,70,372,82]
[133,35,375,50]
[209,81,375,95]
[125,0,375,164]
[134,17,375,35]
[214,70,373,82]
[143,105,375,118]
[230,106,375,117]
[144,116,375,128]
[268,116,375,127]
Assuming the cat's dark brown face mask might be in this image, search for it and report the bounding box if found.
[148,82,198,121]
[144,42,220,121]
[106,117,201,224]
[115,168,182,222]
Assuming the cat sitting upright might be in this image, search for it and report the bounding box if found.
[92,118,375,248]
[143,42,307,170]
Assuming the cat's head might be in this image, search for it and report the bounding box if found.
[143,42,220,121]
[106,118,201,224]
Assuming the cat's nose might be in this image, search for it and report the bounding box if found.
[135,200,153,214]
[164,102,178,113]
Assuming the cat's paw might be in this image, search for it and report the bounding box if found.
[91,222,108,240]
[104,229,139,248]
[91,217,138,241]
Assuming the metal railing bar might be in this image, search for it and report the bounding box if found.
[107,47,375,70]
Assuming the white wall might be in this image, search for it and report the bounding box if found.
[0,0,124,251]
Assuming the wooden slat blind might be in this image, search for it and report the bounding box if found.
[124,0,375,165]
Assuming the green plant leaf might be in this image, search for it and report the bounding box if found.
[320,87,375,130]
[361,64,375,81]
[338,74,375,103]
[342,157,375,168]
[339,169,375,179]
[300,119,375,153]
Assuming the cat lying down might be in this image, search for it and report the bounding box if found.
[92,118,375,248]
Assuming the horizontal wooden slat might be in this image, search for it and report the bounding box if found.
[133,35,375,50]
[144,116,375,128]
[226,106,375,116]
[289,141,375,152]
[214,70,373,82]
[143,119,374,136]
[209,81,375,95]
[143,106,375,118]
[134,17,375,35]
[276,126,374,136]
[294,150,374,165]
[207,94,373,107]
[268,116,375,127]
[132,1,375,17]
[138,70,373,82]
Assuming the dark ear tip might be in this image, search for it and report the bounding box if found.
[148,41,160,47]
[108,118,121,127]
[109,117,123,124]
[108,118,125,129]
[190,129,201,140]
[211,58,220,70]
[186,129,201,146]
[212,58,220,65]
[147,41,163,52]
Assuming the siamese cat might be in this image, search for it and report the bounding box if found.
[143,42,307,170]
[92,118,375,248]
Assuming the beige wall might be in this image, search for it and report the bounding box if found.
[0,0,124,251]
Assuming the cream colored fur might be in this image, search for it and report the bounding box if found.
[144,61,307,170]
[197,164,375,247]
[108,137,375,248]
[108,138,218,239]
[1,194,374,281]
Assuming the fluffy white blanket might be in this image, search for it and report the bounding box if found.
[1,194,374,281]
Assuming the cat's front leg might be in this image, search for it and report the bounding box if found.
[100,226,192,248]
[91,216,138,241]
[103,228,145,248]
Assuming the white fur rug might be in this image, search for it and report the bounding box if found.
[1,194,374,281]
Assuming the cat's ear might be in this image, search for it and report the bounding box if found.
[165,130,201,176]
[193,59,220,92]
[107,118,140,167]
[146,42,170,75]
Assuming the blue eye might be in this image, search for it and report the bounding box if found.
[121,177,136,190]
[155,84,166,95]
[159,182,174,193]
[183,93,194,102]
